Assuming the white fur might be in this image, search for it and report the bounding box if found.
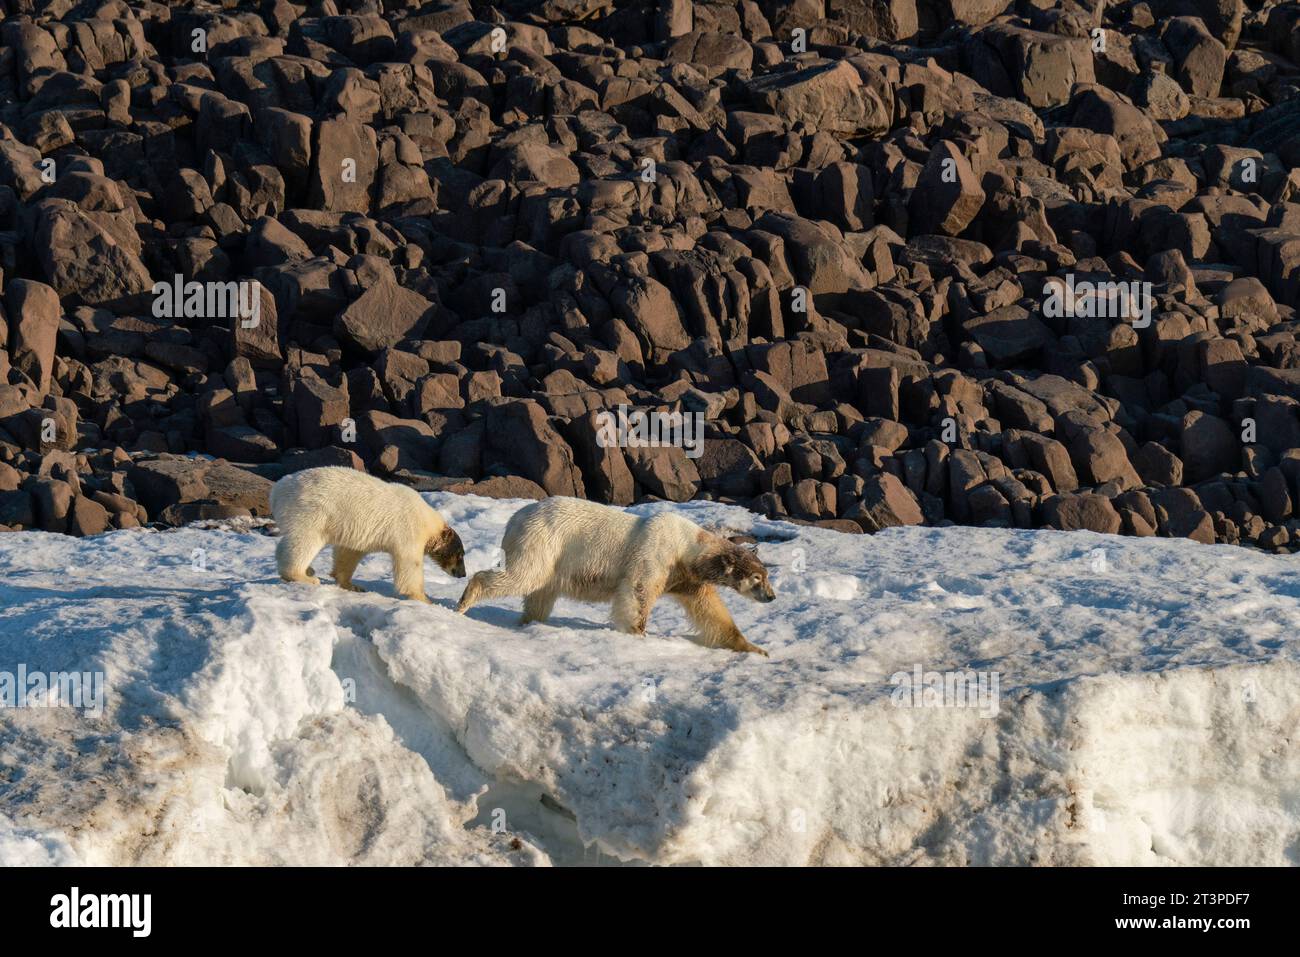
[456,497,769,655]
[270,466,452,602]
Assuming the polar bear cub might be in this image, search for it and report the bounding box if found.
[456,497,773,656]
[270,466,465,602]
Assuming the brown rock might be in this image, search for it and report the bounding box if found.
[292,373,351,449]
[1039,493,1122,534]
[1134,441,1184,486]
[335,281,438,354]
[1181,411,1238,483]
[308,116,378,213]
[845,472,924,531]
[4,279,61,396]
[909,141,985,237]
[608,274,689,358]
[747,60,890,137]
[564,410,636,505]
[28,199,152,306]
[0,490,36,529]
[445,475,548,500]
[31,477,74,533]
[1150,487,1216,543]
[484,400,585,498]
[623,444,701,503]
[68,495,111,536]
[1259,466,1292,523]
[1066,427,1141,489]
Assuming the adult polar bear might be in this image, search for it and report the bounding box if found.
[457,497,774,656]
[270,467,465,601]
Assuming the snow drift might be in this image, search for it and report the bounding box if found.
[1,494,1297,866]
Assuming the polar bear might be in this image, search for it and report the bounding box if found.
[270,466,465,602]
[456,497,773,656]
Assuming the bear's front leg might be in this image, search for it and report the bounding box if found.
[611,575,664,636]
[455,571,487,613]
[332,547,366,592]
[674,585,768,657]
[392,549,431,603]
[456,568,512,613]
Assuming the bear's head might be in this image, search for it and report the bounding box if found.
[427,525,467,578]
[701,542,774,602]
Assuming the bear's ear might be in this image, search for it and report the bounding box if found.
[430,525,460,553]
[698,550,734,583]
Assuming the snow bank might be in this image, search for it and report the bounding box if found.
[1,495,1297,865]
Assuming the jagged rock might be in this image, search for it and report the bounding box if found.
[4,280,61,396]
[972,24,1095,109]
[445,475,549,500]
[1181,411,1238,483]
[67,495,111,536]
[308,117,378,213]
[1149,487,1216,543]
[335,281,438,353]
[909,141,985,237]
[0,490,36,529]
[1162,16,1227,98]
[962,306,1055,367]
[608,274,690,358]
[127,456,272,519]
[1259,466,1292,523]
[746,61,891,138]
[1134,442,1184,487]
[695,438,764,497]
[623,443,701,503]
[564,410,636,505]
[27,200,152,306]
[845,472,924,531]
[484,401,585,498]
[1040,493,1122,534]
[828,0,919,41]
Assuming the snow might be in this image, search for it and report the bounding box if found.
[1,494,1297,866]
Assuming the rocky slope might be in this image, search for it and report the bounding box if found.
[4,0,1300,550]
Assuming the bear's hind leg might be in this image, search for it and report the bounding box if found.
[520,587,557,625]
[332,547,366,592]
[673,585,768,657]
[277,533,323,586]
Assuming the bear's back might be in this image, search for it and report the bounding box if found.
[636,511,705,558]
[511,496,633,534]
[273,467,427,523]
